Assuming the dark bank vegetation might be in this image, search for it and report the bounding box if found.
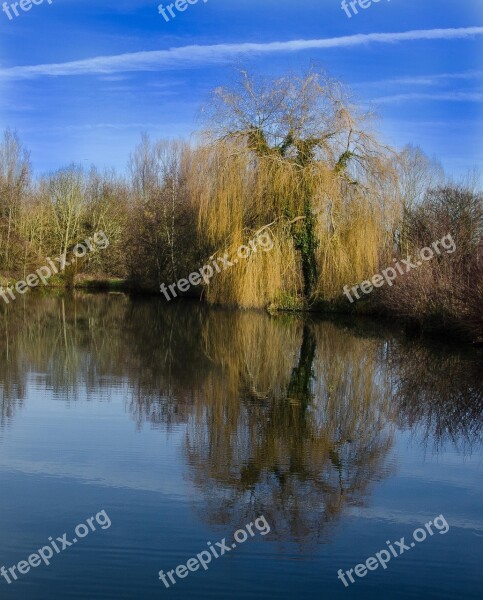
[0,69,481,341]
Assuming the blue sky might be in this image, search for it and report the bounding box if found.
[0,0,482,176]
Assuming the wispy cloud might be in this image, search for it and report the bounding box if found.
[1,27,482,80]
[357,71,483,88]
[24,123,162,134]
[387,71,483,86]
[373,91,483,104]
[97,75,130,82]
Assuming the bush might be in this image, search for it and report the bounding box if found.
[380,184,483,342]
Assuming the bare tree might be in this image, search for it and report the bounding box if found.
[0,129,31,271]
[46,167,86,288]
[393,145,444,254]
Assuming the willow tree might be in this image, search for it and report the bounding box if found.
[195,69,398,308]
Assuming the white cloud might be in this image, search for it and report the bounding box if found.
[1,27,482,80]
[373,91,483,104]
[356,71,483,88]
[387,71,483,86]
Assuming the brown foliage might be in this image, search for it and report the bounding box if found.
[380,184,483,341]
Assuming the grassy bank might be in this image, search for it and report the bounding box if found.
[1,270,480,344]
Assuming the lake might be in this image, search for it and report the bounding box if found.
[0,293,481,599]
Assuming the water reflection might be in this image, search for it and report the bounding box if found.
[388,338,483,453]
[0,293,481,544]
[186,312,397,543]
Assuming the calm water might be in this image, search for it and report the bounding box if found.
[0,293,481,599]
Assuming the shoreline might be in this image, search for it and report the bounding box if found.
[2,274,479,347]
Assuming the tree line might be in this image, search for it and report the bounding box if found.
[0,70,481,340]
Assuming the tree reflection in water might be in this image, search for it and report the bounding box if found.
[388,338,483,453]
[0,294,481,543]
[186,312,396,544]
